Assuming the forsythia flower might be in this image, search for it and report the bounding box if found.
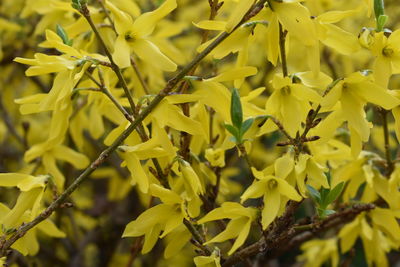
[197,202,257,254]
[123,184,192,253]
[259,74,322,137]
[265,0,318,72]
[321,71,400,157]
[295,153,329,197]
[106,0,177,70]
[298,238,339,267]
[0,173,65,255]
[194,251,221,267]
[241,167,302,229]
[205,148,225,167]
[370,30,400,86]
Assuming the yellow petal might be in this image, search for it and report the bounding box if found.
[42,153,65,189]
[112,35,131,69]
[152,100,205,136]
[204,217,246,246]
[274,153,294,179]
[193,20,226,31]
[228,218,251,254]
[321,80,343,109]
[320,24,360,55]
[133,0,177,37]
[131,39,176,71]
[0,173,33,187]
[225,0,255,32]
[205,66,257,83]
[150,184,181,205]
[341,91,370,142]
[105,1,134,35]
[37,219,66,238]
[266,14,280,65]
[354,81,400,110]
[262,189,280,229]
[240,180,266,203]
[277,178,302,201]
[179,159,204,196]
[123,204,173,237]
[272,1,317,46]
[52,145,89,169]
[3,188,43,228]
[124,153,150,193]
[142,223,162,254]
[339,217,360,252]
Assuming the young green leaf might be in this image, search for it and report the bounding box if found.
[240,118,254,137]
[324,182,345,207]
[224,124,239,141]
[306,184,321,203]
[230,88,243,129]
[374,0,385,21]
[56,24,70,45]
[319,209,336,218]
[377,15,388,32]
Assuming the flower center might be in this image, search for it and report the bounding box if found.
[383,46,394,57]
[125,31,136,42]
[268,179,278,190]
[280,85,291,95]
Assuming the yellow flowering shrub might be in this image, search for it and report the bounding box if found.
[1,0,400,266]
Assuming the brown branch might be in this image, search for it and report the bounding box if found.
[80,5,136,114]
[379,108,394,176]
[222,203,375,266]
[278,23,288,77]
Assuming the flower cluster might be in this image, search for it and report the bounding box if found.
[0,0,400,266]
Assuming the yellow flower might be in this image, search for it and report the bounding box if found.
[298,238,339,267]
[106,0,177,70]
[0,173,65,255]
[123,184,191,254]
[259,74,322,137]
[178,158,204,198]
[370,30,400,86]
[241,167,302,230]
[321,71,400,157]
[339,209,399,267]
[205,148,226,167]
[197,202,257,255]
[191,66,259,123]
[265,0,319,73]
[315,9,361,55]
[295,153,329,197]
[194,251,221,267]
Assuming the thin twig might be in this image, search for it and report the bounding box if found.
[80,5,136,113]
[130,57,150,95]
[278,23,288,77]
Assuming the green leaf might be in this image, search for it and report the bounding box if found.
[320,209,336,218]
[71,0,87,10]
[240,118,254,137]
[324,182,345,206]
[224,124,239,140]
[230,88,243,129]
[377,15,388,32]
[374,0,385,21]
[319,187,330,208]
[306,184,321,204]
[56,24,70,45]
